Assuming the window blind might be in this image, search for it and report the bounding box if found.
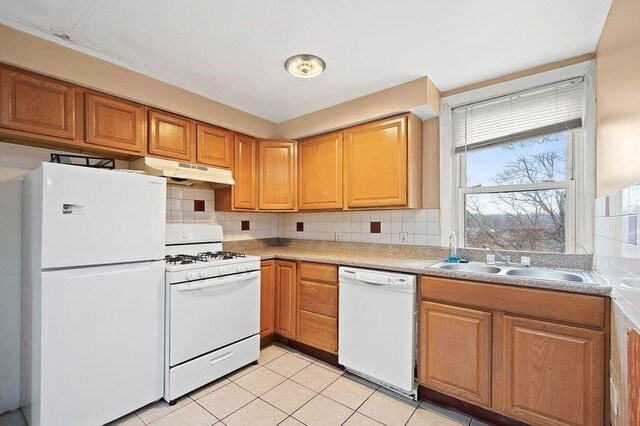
[452,78,584,153]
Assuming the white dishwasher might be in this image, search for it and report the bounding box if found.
[338,267,417,399]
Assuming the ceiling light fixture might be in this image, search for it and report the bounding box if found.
[284,54,326,79]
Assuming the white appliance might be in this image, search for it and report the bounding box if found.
[130,157,235,185]
[21,162,166,426]
[164,224,260,402]
[338,267,418,399]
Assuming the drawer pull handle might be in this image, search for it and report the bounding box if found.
[209,351,234,365]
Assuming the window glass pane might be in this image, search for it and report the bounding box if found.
[465,189,566,253]
[465,133,567,187]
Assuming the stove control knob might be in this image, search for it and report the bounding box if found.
[236,264,246,272]
[200,270,210,279]
[186,271,197,281]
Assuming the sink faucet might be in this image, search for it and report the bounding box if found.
[482,244,511,265]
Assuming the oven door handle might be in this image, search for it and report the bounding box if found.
[175,271,258,292]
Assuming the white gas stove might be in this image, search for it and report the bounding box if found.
[163,224,260,403]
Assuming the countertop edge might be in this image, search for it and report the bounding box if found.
[251,251,611,296]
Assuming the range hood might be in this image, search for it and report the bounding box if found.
[130,157,234,185]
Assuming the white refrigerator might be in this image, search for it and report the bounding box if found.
[22,163,166,426]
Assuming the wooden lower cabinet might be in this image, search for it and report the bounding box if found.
[260,260,276,339]
[296,262,338,354]
[419,276,607,426]
[501,315,604,426]
[419,301,492,407]
[275,260,297,339]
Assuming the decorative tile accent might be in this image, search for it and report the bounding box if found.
[297,222,304,232]
[241,220,250,231]
[194,199,205,212]
[370,222,381,233]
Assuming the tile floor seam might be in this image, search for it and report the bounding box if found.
[288,362,344,394]
[192,390,251,423]
[232,368,288,397]
[402,405,419,426]
[140,395,194,425]
[261,358,311,378]
[346,385,382,425]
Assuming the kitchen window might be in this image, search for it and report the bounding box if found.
[451,78,590,253]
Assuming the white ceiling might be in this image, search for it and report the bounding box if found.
[0,0,612,123]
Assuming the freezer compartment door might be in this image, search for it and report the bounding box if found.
[39,261,164,426]
[40,163,166,268]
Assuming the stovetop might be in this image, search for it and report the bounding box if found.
[165,251,247,265]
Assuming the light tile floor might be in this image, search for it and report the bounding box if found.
[0,343,492,426]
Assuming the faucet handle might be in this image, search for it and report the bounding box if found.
[486,254,496,264]
[520,256,531,267]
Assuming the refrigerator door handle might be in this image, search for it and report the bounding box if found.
[57,261,163,278]
[175,271,258,292]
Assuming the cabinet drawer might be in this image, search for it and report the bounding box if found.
[297,310,338,354]
[421,276,606,329]
[299,281,338,318]
[299,262,337,283]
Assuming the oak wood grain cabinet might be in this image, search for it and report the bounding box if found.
[343,114,422,209]
[85,92,145,153]
[419,301,492,407]
[196,123,233,168]
[298,132,343,210]
[418,275,608,426]
[296,262,338,354]
[258,140,297,211]
[260,260,276,340]
[148,109,193,161]
[501,315,604,426]
[0,67,76,139]
[275,260,297,339]
[215,134,258,211]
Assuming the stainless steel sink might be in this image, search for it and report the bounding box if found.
[437,263,502,274]
[505,268,584,283]
[430,261,595,284]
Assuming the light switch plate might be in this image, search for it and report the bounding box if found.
[399,232,409,244]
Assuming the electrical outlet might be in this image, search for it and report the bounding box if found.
[399,232,409,244]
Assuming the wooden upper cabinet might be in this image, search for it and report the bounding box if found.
[501,315,604,426]
[0,67,76,139]
[344,115,407,208]
[275,260,297,339]
[148,109,193,161]
[85,92,144,152]
[298,132,343,210]
[419,301,492,408]
[260,260,276,339]
[196,123,233,168]
[233,134,258,210]
[258,140,297,210]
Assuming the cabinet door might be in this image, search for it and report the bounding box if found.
[0,67,76,139]
[298,310,338,354]
[260,260,276,338]
[85,93,144,152]
[233,134,258,210]
[502,315,604,426]
[196,123,233,168]
[148,109,193,161]
[258,140,296,210]
[344,116,407,208]
[298,132,343,210]
[275,260,297,339]
[419,301,492,407]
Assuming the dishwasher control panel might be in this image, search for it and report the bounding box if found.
[355,271,407,285]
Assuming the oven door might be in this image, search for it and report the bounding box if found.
[169,270,260,366]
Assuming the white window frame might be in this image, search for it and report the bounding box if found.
[439,61,596,254]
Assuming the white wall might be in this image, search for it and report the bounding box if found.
[0,179,22,413]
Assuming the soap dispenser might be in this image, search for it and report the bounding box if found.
[448,231,459,263]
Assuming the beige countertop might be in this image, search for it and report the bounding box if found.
[243,246,611,296]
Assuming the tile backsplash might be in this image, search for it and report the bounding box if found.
[165,185,278,241]
[166,185,442,246]
[278,209,441,245]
